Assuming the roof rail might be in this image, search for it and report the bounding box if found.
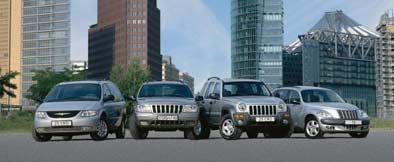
[207,77,221,81]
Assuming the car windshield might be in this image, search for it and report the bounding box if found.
[301,89,345,103]
[138,84,193,98]
[222,82,271,97]
[45,83,101,102]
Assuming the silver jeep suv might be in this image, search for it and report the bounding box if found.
[195,77,292,140]
[129,81,200,139]
[33,81,127,142]
[273,86,370,139]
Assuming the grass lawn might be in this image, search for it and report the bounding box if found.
[0,111,33,133]
[0,112,393,133]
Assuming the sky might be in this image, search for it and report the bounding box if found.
[71,0,394,91]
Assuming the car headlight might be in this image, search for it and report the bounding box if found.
[277,103,287,112]
[316,111,333,119]
[237,103,247,112]
[35,111,47,119]
[80,110,98,117]
[183,105,198,113]
[136,104,152,113]
[360,110,369,118]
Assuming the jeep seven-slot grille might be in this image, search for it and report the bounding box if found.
[248,105,277,116]
[47,111,80,118]
[152,105,183,114]
[338,110,358,120]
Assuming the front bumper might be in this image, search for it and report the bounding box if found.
[233,112,291,130]
[135,112,199,130]
[34,116,100,134]
[319,119,370,133]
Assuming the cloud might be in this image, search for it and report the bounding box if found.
[158,0,231,91]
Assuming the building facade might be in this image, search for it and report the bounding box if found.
[179,72,194,92]
[0,0,21,107]
[162,55,179,81]
[284,11,378,116]
[376,9,394,119]
[231,0,284,88]
[21,0,71,107]
[88,0,162,80]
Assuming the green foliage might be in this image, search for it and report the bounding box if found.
[26,68,86,103]
[0,69,19,98]
[370,118,394,130]
[110,56,150,98]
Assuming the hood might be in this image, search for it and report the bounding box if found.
[138,97,195,105]
[223,96,284,105]
[305,102,359,111]
[37,101,101,112]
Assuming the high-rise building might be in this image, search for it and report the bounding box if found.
[179,72,194,92]
[88,0,162,81]
[21,0,71,107]
[376,9,394,119]
[0,0,21,107]
[162,55,179,81]
[284,11,379,116]
[231,0,284,88]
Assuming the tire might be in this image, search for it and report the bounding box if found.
[349,131,369,138]
[304,117,324,139]
[219,114,242,140]
[184,117,211,140]
[90,117,109,141]
[32,127,52,142]
[129,113,148,139]
[115,117,126,139]
[62,136,72,141]
[246,130,259,138]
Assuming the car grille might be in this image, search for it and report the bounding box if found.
[152,105,183,114]
[47,111,80,118]
[248,105,277,116]
[338,110,358,120]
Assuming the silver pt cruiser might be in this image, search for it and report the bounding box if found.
[273,86,370,139]
[33,81,127,142]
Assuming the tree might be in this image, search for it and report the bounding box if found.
[27,68,86,103]
[0,69,19,98]
[110,56,150,103]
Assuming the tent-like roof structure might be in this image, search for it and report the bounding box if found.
[287,10,379,51]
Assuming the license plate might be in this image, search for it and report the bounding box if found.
[51,120,72,127]
[157,115,178,121]
[345,120,362,125]
[256,117,275,122]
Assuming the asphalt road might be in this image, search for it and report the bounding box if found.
[0,131,393,162]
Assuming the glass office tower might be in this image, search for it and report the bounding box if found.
[22,0,71,107]
[231,0,284,88]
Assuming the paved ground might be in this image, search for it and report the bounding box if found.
[0,131,393,162]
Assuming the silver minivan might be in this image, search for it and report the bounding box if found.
[32,81,127,141]
[273,86,370,139]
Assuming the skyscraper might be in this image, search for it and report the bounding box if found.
[284,11,379,116]
[376,9,394,119]
[231,0,284,88]
[21,0,71,107]
[162,55,179,81]
[88,0,162,81]
[0,0,21,107]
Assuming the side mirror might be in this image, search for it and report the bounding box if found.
[128,96,136,101]
[208,93,220,100]
[195,96,204,102]
[103,95,115,102]
[290,99,301,105]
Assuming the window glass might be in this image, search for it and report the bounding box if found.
[204,82,215,98]
[301,89,345,103]
[138,84,193,98]
[288,91,301,103]
[273,90,289,103]
[108,83,124,101]
[223,82,271,97]
[213,83,221,94]
[45,84,101,102]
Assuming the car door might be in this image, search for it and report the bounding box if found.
[108,83,125,127]
[287,90,304,129]
[209,82,222,125]
[102,84,117,127]
[203,82,215,122]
